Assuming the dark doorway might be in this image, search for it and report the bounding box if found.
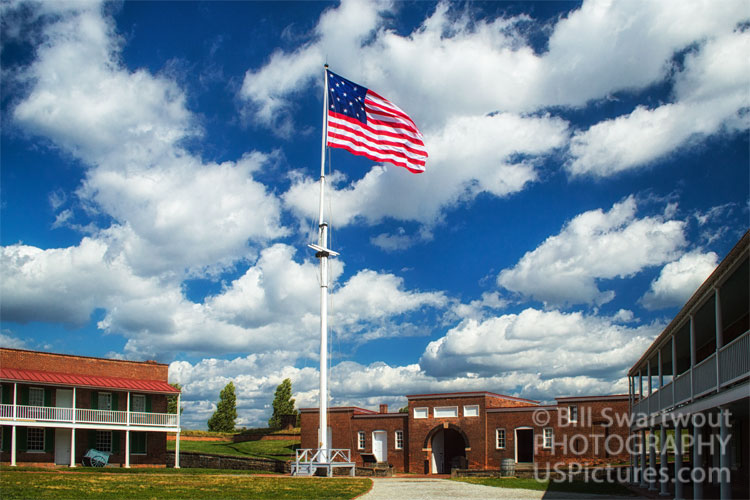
[516,428,534,463]
[431,428,467,473]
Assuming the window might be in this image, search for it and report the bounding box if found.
[131,432,147,454]
[414,407,428,419]
[29,387,44,407]
[27,427,45,451]
[568,405,578,423]
[132,394,146,413]
[434,406,458,418]
[495,428,506,449]
[395,430,404,450]
[358,431,365,450]
[543,428,553,449]
[98,392,112,411]
[463,405,479,417]
[96,430,113,453]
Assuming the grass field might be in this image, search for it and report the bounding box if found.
[453,476,637,496]
[0,468,371,500]
[168,437,299,460]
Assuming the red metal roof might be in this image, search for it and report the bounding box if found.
[0,367,180,394]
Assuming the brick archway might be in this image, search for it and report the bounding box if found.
[422,423,470,450]
[424,424,470,474]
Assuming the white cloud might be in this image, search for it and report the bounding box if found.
[0,239,163,326]
[497,197,686,306]
[239,0,390,133]
[0,332,28,349]
[255,0,747,231]
[10,1,288,278]
[567,29,750,177]
[640,251,719,310]
[420,307,660,380]
[242,0,747,129]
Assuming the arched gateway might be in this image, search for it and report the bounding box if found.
[424,424,469,474]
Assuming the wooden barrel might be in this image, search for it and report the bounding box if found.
[500,458,515,477]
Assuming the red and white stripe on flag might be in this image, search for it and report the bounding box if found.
[326,71,427,174]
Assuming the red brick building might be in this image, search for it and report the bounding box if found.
[300,391,629,474]
[0,348,182,467]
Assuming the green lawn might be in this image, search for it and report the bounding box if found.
[453,477,637,496]
[0,469,371,500]
[168,438,299,461]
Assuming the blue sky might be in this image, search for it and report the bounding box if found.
[1,0,747,429]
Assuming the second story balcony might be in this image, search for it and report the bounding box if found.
[0,403,179,430]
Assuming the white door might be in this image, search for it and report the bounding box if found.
[372,430,387,463]
[431,430,444,474]
[55,389,74,465]
[55,429,71,464]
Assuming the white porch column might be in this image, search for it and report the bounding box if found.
[693,414,704,500]
[659,425,669,496]
[649,428,658,491]
[714,289,723,392]
[639,429,648,488]
[674,422,684,500]
[719,407,730,500]
[10,382,17,467]
[174,393,181,468]
[125,391,130,468]
[70,387,77,468]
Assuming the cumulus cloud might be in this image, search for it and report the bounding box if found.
[254,0,748,232]
[420,307,661,380]
[640,251,719,310]
[10,1,287,278]
[567,29,749,176]
[242,0,747,129]
[171,344,642,428]
[497,197,687,306]
[0,239,164,326]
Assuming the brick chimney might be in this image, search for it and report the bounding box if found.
[379,404,388,414]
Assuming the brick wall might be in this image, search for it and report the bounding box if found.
[301,394,630,475]
[408,395,490,473]
[0,348,168,381]
[487,398,631,468]
[351,414,408,471]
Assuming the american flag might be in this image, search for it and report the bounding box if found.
[326,69,427,174]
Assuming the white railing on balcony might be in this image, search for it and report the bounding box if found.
[660,380,674,410]
[674,371,691,405]
[693,353,717,397]
[631,331,749,426]
[76,408,127,424]
[719,330,749,387]
[0,404,177,428]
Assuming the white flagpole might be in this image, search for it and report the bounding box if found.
[317,64,330,461]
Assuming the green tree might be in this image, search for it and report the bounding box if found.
[167,383,184,414]
[398,406,409,413]
[268,378,297,429]
[207,381,237,432]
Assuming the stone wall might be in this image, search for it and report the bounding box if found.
[167,451,290,473]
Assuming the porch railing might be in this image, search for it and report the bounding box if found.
[631,330,748,422]
[0,404,178,428]
[692,353,717,397]
[719,330,749,387]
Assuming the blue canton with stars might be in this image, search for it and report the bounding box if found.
[327,70,368,125]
